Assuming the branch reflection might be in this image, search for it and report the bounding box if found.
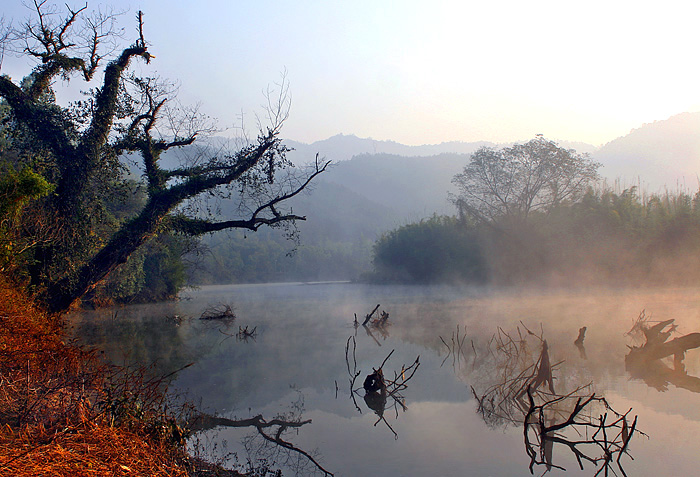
[344,336,420,439]
[188,390,333,476]
[468,323,641,475]
[354,304,391,345]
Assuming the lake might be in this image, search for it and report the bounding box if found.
[70,282,700,476]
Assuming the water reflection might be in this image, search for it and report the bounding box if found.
[189,390,333,476]
[70,306,196,376]
[354,304,392,345]
[626,313,700,393]
[68,284,700,476]
[468,324,640,475]
[345,336,420,439]
[574,326,587,359]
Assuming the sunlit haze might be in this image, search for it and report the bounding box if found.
[2,0,699,146]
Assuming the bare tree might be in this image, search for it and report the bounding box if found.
[0,4,328,312]
[451,136,600,224]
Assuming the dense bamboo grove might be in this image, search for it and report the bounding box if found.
[371,186,700,286]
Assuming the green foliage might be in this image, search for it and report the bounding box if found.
[370,215,485,283]
[371,188,700,287]
[0,4,326,312]
[96,231,194,304]
[137,234,190,302]
[0,164,54,272]
[0,165,53,220]
[191,229,372,284]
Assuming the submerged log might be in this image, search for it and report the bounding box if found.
[362,304,381,326]
[199,303,235,320]
[626,318,700,392]
[574,326,587,359]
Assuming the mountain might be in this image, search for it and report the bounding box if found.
[314,153,466,221]
[176,115,700,283]
[284,134,492,164]
[286,114,700,196]
[593,112,700,193]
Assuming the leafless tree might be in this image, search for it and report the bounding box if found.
[451,137,600,224]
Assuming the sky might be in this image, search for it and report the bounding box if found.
[2,0,700,146]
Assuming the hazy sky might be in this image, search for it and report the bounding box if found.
[2,0,699,146]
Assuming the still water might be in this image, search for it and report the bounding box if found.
[71,283,700,476]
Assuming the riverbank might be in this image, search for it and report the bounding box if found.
[0,278,216,476]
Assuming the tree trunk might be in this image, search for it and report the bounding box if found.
[43,198,169,313]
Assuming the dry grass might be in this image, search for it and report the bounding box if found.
[0,277,195,476]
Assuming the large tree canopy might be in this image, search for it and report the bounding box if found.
[451,137,600,223]
[0,3,327,312]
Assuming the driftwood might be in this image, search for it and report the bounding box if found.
[199,303,236,321]
[469,323,641,475]
[362,304,381,326]
[356,305,392,345]
[626,317,700,392]
[344,336,420,439]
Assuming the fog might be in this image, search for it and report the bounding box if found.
[72,283,700,475]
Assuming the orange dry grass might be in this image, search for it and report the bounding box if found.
[1,424,186,476]
[0,278,189,476]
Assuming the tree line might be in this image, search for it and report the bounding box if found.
[370,138,700,287]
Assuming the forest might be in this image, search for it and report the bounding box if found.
[195,137,700,290]
[370,187,700,286]
[370,138,700,286]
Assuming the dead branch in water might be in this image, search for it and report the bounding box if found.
[344,336,420,439]
[356,305,392,345]
[469,323,642,475]
[523,386,643,476]
[439,324,469,369]
[199,303,236,321]
[626,315,700,393]
[362,304,381,326]
[574,326,587,359]
[237,325,257,341]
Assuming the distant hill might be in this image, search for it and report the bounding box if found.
[284,134,492,164]
[283,119,700,245]
[284,133,598,164]
[164,115,700,283]
[319,153,467,219]
[283,152,470,246]
[156,116,699,240]
[284,115,700,197]
[593,112,700,193]
[289,179,399,242]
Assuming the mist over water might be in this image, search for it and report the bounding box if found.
[71,283,700,476]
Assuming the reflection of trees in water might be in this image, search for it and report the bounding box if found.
[344,336,420,439]
[240,390,331,476]
[71,308,197,379]
[523,388,640,474]
[74,309,331,475]
[466,323,641,475]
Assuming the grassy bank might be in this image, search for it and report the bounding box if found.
[0,277,207,476]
